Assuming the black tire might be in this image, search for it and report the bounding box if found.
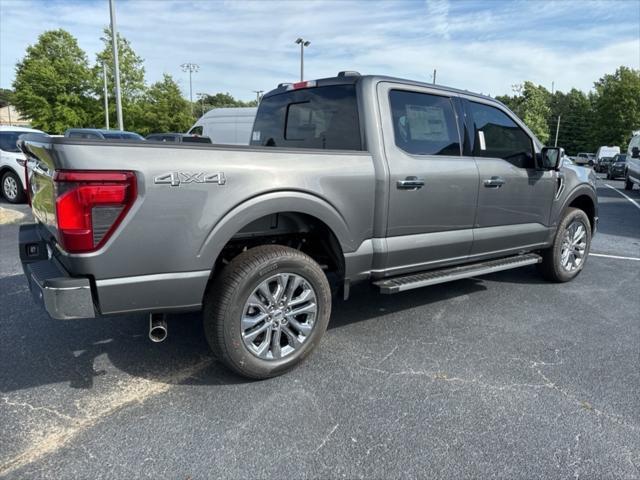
[606,172,611,180]
[539,208,591,282]
[203,245,332,379]
[1,171,25,204]
[624,175,634,191]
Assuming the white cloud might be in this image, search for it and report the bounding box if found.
[0,0,638,102]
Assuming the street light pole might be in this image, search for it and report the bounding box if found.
[554,114,561,147]
[252,90,263,103]
[295,37,310,81]
[102,63,110,129]
[181,63,200,116]
[109,0,123,130]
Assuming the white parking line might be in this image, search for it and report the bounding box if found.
[603,183,640,211]
[590,252,640,262]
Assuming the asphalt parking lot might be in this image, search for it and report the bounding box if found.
[1,176,638,479]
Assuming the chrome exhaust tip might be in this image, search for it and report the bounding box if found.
[149,313,168,343]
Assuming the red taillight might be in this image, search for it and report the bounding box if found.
[54,170,137,253]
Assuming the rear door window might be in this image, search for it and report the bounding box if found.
[389,90,460,156]
[251,84,362,150]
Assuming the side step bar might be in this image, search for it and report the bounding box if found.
[374,253,542,294]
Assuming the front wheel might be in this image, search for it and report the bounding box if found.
[1,171,25,204]
[203,245,332,379]
[625,175,634,191]
[539,208,591,282]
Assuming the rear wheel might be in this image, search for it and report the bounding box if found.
[1,171,25,204]
[539,208,591,282]
[203,245,332,379]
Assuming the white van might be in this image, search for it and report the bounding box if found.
[595,145,620,164]
[188,107,257,145]
[0,125,44,203]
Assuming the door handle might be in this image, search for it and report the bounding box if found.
[483,176,505,188]
[397,176,425,190]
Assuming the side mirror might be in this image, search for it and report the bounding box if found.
[632,146,639,159]
[541,147,563,170]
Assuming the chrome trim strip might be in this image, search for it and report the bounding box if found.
[95,270,211,287]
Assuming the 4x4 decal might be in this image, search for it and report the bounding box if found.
[154,172,226,186]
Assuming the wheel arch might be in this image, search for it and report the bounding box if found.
[0,165,20,180]
[198,191,353,282]
[560,186,597,233]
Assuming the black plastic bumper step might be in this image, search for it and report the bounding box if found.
[374,253,542,294]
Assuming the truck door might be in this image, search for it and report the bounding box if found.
[462,98,556,257]
[377,82,479,276]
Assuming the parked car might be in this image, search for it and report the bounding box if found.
[625,132,640,190]
[188,107,257,145]
[0,125,44,203]
[594,146,620,170]
[146,133,212,144]
[18,72,598,379]
[574,152,595,166]
[595,156,614,173]
[64,128,145,141]
[606,154,627,180]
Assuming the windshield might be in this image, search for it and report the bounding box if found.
[0,132,23,152]
[616,155,627,162]
[251,84,362,150]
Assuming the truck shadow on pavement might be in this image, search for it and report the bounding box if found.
[0,273,490,392]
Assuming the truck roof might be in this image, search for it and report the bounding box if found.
[199,107,258,120]
[263,72,498,104]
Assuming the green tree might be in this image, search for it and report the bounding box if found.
[0,88,13,108]
[12,29,96,133]
[496,81,551,144]
[94,27,146,130]
[137,74,193,135]
[196,92,258,115]
[592,66,640,149]
[548,89,594,155]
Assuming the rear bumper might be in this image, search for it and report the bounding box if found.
[19,224,96,320]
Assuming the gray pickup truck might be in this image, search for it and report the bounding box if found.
[18,72,598,378]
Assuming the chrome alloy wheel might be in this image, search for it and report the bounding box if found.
[560,220,588,272]
[241,273,317,360]
[3,175,18,200]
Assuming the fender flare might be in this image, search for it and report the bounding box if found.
[197,190,355,268]
[552,184,598,228]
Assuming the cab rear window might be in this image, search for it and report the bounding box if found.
[250,84,362,151]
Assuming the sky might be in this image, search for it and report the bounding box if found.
[1,0,639,102]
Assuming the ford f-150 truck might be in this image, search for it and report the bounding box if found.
[18,72,598,379]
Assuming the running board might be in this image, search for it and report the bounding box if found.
[374,253,542,294]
